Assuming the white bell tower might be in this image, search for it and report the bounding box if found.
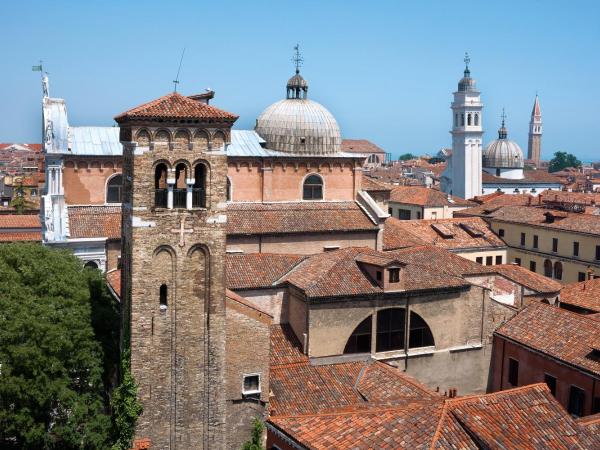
[445,53,483,200]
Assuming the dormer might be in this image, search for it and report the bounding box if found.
[355,252,405,291]
[543,211,568,223]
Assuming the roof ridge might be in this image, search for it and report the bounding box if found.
[444,382,549,407]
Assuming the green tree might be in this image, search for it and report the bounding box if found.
[9,183,32,214]
[0,243,117,449]
[398,153,417,161]
[548,151,582,173]
[242,417,265,450]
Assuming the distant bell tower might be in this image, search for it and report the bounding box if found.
[527,94,542,166]
[446,53,484,199]
[115,91,238,449]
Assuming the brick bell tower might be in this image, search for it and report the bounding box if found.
[115,92,238,449]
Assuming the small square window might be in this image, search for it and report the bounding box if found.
[544,374,557,396]
[376,271,382,281]
[495,255,503,265]
[578,272,586,282]
[498,228,505,237]
[476,257,483,265]
[389,268,400,283]
[514,258,521,266]
[486,256,493,266]
[242,374,260,396]
[530,261,537,272]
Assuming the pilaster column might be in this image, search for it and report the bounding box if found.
[167,170,175,209]
[186,178,195,209]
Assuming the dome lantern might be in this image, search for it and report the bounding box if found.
[483,110,525,173]
[287,44,308,99]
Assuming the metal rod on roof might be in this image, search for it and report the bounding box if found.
[173,48,186,92]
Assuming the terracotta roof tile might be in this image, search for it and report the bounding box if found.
[281,247,470,299]
[0,214,41,228]
[491,264,562,294]
[226,202,378,235]
[225,253,306,290]
[341,139,385,155]
[383,216,505,251]
[114,92,237,122]
[440,384,595,449]
[495,302,600,376]
[106,269,121,298]
[488,205,600,235]
[361,176,393,192]
[67,205,121,239]
[389,186,474,207]
[560,278,600,313]
[456,193,534,217]
[0,231,41,242]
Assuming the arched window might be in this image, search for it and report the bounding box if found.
[193,164,207,208]
[474,113,479,126]
[554,261,563,280]
[376,308,405,352]
[368,154,380,164]
[460,113,465,126]
[226,177,232,202]
[467,113,472,126]
[173,163,187,208]
[303,174,323,200]
[454,114,458,127]
[159,284,168,308]
[343,316,372,354]
[155,163,168,208]
[544,259,553,278]
[84,260,98,269]
[408,312,435,348]
[106,174,122,204]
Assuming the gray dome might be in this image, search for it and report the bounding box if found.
[483,138,524,169]
[255,98,341,154]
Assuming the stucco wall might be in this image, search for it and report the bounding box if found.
[490,336,600,416]
[228,159,359,202]
[387,202,468,220]
[231,288,289,324]
[63,158,122,205]
[488,220,600,284]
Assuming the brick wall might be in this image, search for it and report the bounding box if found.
[225,297,271,449]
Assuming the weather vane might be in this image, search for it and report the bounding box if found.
[464,52,470,69]
[292,44,303,74]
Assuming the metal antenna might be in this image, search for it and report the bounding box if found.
[173,48,186,92]
[292,44,303,74]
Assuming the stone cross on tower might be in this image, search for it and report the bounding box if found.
[170,217,194,247]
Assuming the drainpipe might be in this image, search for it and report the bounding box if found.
[404,297,410,372]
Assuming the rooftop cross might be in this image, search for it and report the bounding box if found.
[464,52,470,70]
[501,108,506,127]
[292,44,303,74]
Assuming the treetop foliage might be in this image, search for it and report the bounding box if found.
[548,151,582,173]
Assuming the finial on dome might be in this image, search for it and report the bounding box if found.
[292,43,303,74]
[464,52,471,77]
[498,108,508,139]
[287,44,308,99]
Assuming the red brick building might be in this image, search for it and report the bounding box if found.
[491,302,600,417]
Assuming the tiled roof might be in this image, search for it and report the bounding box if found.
[114,92,238,122]
[361,176,392,192]
[488,205,600,235]
[456,193,534,217]
[491,264,562,294]
[383,216,505,251]
[281,247,470,299]
[340,139,385,155]
[578,413,600,446]
[539,189,600,206]
[0,214,41,228]
[106,269,121,298]
[270,325,594,449]
[560,278,600,313]
[0,231,41,242]
[495,302,600,376]
[482,169,563,185]
[226,253,306,290]
[389,186,474,207]
[226,202,378,235]
[67,205,121,239]
[434,383,596,449]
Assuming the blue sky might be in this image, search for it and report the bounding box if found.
[1,0,599,161]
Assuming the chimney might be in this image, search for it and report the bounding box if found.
[528,196,532,206]
[538,193,543,205]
